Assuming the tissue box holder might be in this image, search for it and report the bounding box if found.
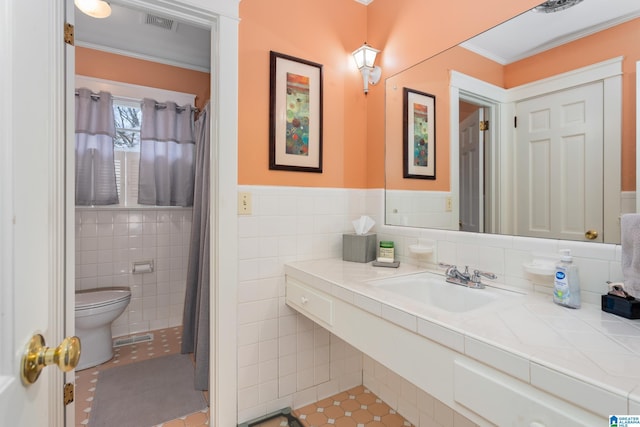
[343,233,376,263]
[601,294,640,319]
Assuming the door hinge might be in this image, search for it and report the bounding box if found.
[479,120,489,131]
[64,23,75,46]
[63,382,74,406]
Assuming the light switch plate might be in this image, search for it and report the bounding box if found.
[238,192,252,215]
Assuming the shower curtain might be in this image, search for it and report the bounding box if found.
[181,102,211,391]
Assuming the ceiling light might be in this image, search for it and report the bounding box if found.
[533,0,584,13]
[75,0,112,19]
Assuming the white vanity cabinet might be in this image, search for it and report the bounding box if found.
[453,359,601,426]
[285,273,604,427]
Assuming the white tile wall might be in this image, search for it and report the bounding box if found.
[237,186,368,424]
[237,185,626,424]
[75,208,192,337]
[363,355,478,427]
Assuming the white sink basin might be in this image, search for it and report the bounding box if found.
[368,272,522,313]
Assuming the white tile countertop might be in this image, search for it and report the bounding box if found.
[284,258,640,417]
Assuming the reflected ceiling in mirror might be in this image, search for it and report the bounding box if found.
[384,0,640,244]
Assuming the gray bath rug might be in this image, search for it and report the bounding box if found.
[90,353,208,427]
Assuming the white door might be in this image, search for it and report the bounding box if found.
[0,0,68,425]
[459,108,484,232]
[515,81,604,242]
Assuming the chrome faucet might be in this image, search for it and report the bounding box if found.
[439,263,497,289]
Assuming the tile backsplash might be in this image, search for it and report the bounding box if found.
[75,208,192,337]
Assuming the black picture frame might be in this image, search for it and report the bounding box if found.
[269,51,323,173]
[403,87,436,179]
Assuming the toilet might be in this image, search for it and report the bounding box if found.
[75,287,131,370]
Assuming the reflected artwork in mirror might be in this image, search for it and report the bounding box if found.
[385,0,640,244]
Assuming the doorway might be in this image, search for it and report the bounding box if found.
[66,1,239,425]
[456,92,499,235]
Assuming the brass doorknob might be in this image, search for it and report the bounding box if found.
[585,229,599,240]
[21,334,81,385]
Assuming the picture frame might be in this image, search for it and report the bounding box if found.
[269,51,323,173]
[403,88,436,179]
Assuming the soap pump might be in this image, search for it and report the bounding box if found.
[553,249,581,308]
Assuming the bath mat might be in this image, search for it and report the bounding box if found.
[90,353,208,427]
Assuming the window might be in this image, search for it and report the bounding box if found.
[113,99,142,207]
[76,75,196,208]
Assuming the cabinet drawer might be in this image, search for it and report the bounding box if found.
[286,277,334,326]
[454,359,601,427]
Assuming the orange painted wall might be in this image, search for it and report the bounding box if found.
[385,46,504,191]
[75,47,210,110]
[365,0,543,188]
[238,0,368,188]
[238,0,542,189]
[505,18,640,191]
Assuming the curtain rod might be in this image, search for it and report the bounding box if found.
[74,90,199,113]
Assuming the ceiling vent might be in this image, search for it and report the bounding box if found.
[533,0,583,13]
[145,13,175,31]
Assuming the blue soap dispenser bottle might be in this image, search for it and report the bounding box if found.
[553,249,581,308]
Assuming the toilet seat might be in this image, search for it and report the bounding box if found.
[76,289,131,311]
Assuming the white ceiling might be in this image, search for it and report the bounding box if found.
[74,2,211,72]
[461,0,640,64]
[75,1,640,71]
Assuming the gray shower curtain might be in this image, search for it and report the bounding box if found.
[181,102,211,391]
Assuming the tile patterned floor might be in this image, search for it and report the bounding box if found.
[75,326,209,427]
[293,386,413,427]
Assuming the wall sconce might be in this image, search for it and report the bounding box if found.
[75,0,112,19]
[352,42,382,94]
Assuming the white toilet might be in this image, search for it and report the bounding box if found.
[75,287,131,370]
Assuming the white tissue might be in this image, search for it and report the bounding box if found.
[352,215,375,235]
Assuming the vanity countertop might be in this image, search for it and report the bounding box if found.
[285,258,640,415]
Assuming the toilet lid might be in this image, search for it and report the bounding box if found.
[76,289,131,310]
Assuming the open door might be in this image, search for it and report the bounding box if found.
[0,0,68,424]
[459,107,484,232]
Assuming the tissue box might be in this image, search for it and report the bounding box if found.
[343,233,377,263]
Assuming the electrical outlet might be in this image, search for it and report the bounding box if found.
[445,197,452,212]
[238,192,252,215]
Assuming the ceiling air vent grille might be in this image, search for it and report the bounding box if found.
[145,14,175,31]
[533,0,583,13]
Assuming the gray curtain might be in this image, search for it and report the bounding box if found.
[181,102,211,391]
[138,99,195,206]
[75,88,119,205]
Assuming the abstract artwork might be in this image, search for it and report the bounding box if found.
[403,88,436,179]
[269,51,323,172]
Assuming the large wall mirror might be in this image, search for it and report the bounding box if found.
[385,0,640,244]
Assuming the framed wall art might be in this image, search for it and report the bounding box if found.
[403,87,436,179]
[269,51,323,173]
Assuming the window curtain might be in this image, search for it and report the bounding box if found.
[181,102,211,391]
[138,99,195,206]
[75,88,119,205]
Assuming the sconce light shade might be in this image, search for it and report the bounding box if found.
[352,42,382,94]
[75,0,112,18]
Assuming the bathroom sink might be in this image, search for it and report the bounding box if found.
[368,272,521,313]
